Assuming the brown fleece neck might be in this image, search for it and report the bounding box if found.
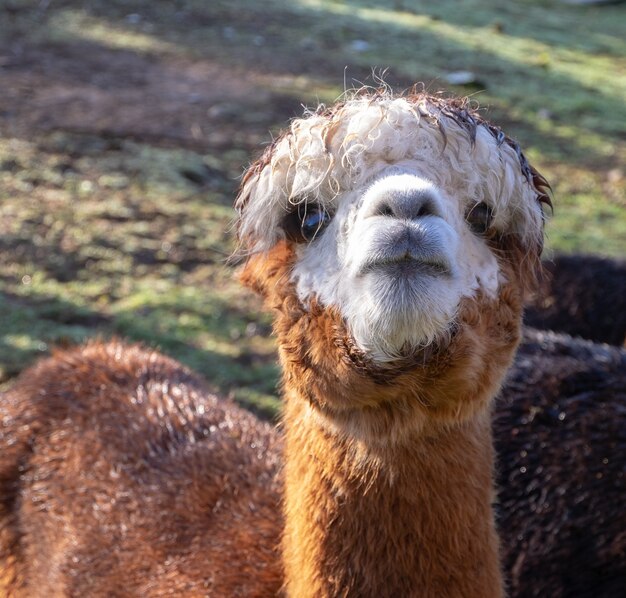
[281,396,503,598]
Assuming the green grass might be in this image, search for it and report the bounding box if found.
[0,132,279,413]
[0,0,624,415]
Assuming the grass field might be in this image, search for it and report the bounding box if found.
[1,0,624,415]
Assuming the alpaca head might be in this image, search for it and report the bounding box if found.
[237,91,550,433]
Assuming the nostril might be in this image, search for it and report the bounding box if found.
[416,199,437,219]
[378,203,395,217]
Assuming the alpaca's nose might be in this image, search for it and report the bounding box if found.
[363,175,444,221]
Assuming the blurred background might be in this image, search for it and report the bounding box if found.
[1,0,624,415]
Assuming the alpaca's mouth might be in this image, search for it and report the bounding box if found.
[355,220,454,280]
[360,255,451,278]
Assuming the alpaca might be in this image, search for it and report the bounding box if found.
[524,254,626,346]
[1,90,551,597]
[0,343,283,596]
[495,328,626,598]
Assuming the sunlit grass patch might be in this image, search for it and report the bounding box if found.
[0,128,279,411]
[47,9,179,55]
[545,191,626,257]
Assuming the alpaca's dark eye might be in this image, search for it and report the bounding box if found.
[283,203,332,243]
[465,202,493,235]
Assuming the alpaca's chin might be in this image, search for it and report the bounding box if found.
[345,269,461,364]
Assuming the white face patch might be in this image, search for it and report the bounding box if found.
[238,96,544,363]
[291,169,501,362]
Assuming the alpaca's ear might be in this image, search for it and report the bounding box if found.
[501,237,545,302]
[524,163,552,298]
[239,241,295,301]
[500,150,552,300]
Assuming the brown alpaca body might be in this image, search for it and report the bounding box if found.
[0,343,283,597]
[0,310,511,598]
[2,332,625,597]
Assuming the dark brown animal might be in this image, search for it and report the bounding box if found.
[496,328,626,598]
[525,254,626,346]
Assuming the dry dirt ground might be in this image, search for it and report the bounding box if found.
[1,29,301,157]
